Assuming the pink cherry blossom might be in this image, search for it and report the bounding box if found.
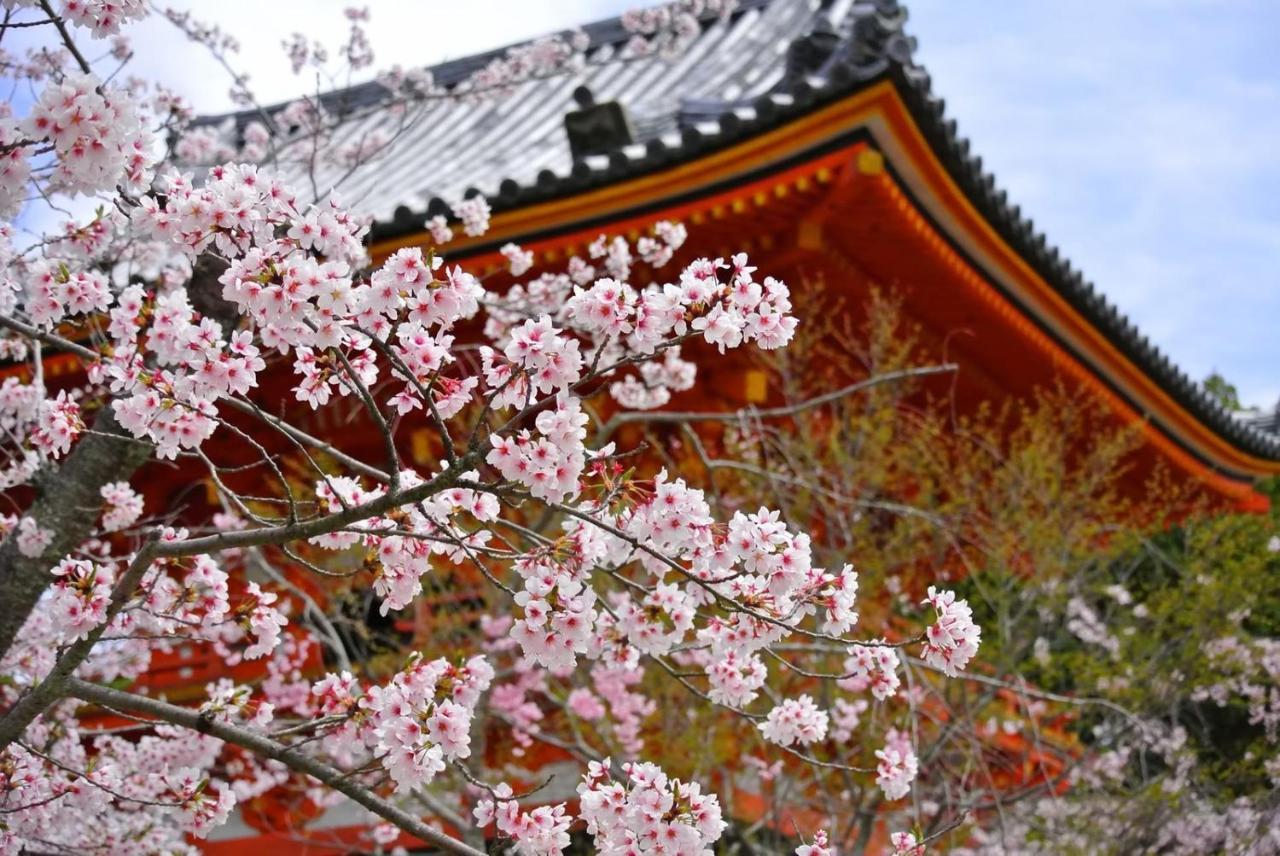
[920,586,981,676]
[15,516,53,557]
[455,195,491,237]
[759,695,830,747]
[876,742,919,801]
[99,481,144,532]
[842,642,902,700]
[797,829,837,856]
[890,831,926,856]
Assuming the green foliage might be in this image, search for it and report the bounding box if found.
[1203,371,1243,411]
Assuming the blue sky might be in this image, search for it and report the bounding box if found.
[906,1,1280,409]
[13,1,1279,407]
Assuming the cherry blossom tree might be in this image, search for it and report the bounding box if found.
[0,3,978,854]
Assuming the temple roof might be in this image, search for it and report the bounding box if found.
[203,0,883,227]
[200,0,1280,467]
[1240,403,1280,438]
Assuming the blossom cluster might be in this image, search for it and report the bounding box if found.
[890,831,926,856]
[362,654,494,792]
[577,758,728,854]
[508,541,599,670]
[13,516,52,557]
[24,262,112,329]
[0,721,235,852]
[99,480,144,532]
[759,694,830,747]
[474,783,574,856]
[310,469,498,612]
[920,586,982,676]
[563,252,797,358]
[842,642,902,700]
[487,394,589,503]
[621,0,738,57]
[796,829,836,856]
[875,728,920,801]
[19,72,153,201]
[48,557,113,641]
[60,0,148,37]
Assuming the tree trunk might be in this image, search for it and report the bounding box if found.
[0,407,152,661]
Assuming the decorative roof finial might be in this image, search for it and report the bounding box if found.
[564,85,635,161]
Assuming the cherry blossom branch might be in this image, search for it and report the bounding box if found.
[413,786,484,850]
[242,545,351,671]
[329,344,401,487]
[0,16,61,32]
[363,332,457,465]
[904,655,1144,724]
[16,740,187,809]
[487,486,903,649]
[63,677,487,856]
[596,364,958,441]
[222,396,391,483]
[149,448,484,558]
[0,312,99,361]
[35,0,91,74]
[0,541,156,751]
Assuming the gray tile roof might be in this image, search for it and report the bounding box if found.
[203,0,839,225]
[1240,406,1280,438]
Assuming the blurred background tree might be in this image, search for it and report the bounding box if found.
[620,286,1280,853]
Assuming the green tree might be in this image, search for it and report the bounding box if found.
[1204,371,1243,411]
